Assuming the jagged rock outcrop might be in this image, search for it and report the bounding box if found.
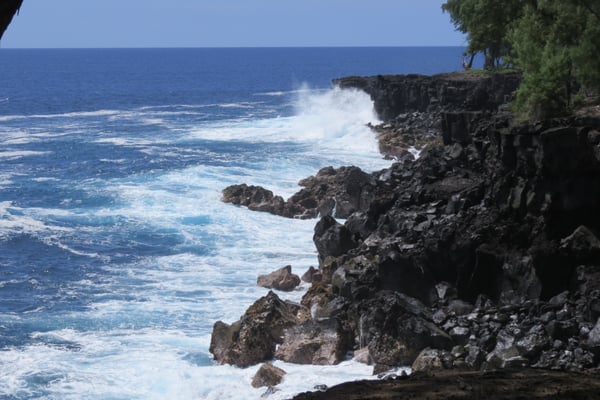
[222,166,378,219]
[209,291,309,367]
[301,110,600,373]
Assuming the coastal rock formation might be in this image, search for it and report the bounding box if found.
[209,291,309,367]
[333,72,521,121]
[302,111,600,373]
[222,166,379,219]
[215,71,600,383]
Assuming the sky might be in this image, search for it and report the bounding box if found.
[1,0,466,48]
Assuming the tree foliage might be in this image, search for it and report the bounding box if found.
[443,0,600,119]
[442,0,523,69]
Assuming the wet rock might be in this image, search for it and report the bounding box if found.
[257,265,301,292]
[251,363,286,388]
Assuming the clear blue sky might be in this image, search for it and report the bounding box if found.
[1,0,465,48]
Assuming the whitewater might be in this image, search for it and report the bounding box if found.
[0,47,464,399]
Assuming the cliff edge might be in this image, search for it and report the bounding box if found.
[213,72,600,398]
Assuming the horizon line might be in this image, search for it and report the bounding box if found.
[0,45,467,50]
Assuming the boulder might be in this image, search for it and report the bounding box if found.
[251,363,286,388]
[275,319,350,365]
[209,291,308,367]
[560,225,600,262]
[411,348,452,372]
[313,216,358,264]
[257,265,301,291]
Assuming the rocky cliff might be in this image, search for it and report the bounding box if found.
[212,72,600,395]
[333,72,521,121]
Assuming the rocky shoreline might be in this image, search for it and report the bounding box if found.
[211,71,600,398]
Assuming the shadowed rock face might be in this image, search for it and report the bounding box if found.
[0,0,23,40]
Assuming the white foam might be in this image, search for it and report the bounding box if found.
[0,85,398,400]
[0,109,120,122]
[0,150,50,160]
[0,325,394,400]
[184,86,390,174]
[0,202,73,240]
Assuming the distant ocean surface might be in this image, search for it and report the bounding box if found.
[0,47,465,400]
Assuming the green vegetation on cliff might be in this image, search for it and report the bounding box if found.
[443,0,600,119]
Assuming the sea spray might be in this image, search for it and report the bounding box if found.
[0,47,464,400]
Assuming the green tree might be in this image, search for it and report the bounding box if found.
[510,0,600,118]
[442,0,523,69]
[443,0,600,119]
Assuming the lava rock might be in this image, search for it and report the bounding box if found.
[209,291,308,367]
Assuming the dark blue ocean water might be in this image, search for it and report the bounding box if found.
[0,47,464,399]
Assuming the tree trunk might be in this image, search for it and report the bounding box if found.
[0,0,23,41]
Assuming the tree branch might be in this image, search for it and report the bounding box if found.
[0,0,24,41]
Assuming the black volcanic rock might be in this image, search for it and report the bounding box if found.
[222,166,379,219]
[209,291,309,367]
[214,71,600,379]
[333,72,521,121]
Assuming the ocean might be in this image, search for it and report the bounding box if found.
[0,47,465,400]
